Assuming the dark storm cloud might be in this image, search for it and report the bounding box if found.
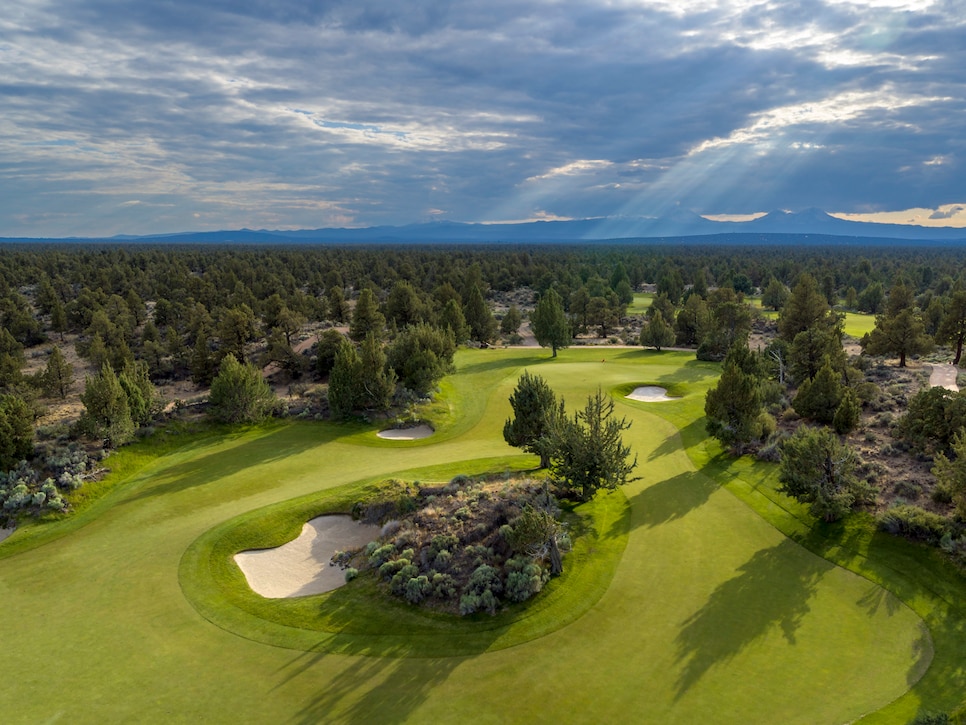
[1,0,964,235]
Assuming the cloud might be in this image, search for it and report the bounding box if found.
[0,0,965,235]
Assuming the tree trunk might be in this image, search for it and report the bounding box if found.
[955,334,964,366]
[899,350,907,367]
[548,536,563,576]
[551,344,557,358]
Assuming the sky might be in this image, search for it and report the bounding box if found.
[2,0,965,237]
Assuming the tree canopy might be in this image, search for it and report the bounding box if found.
[549,388,637,501]
[530,288,570,357]
[208,354,277,424]
[503,371,562,468]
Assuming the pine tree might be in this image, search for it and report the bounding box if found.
[779,426,865,522]
[208,354,276,423]
[328,339,362,420]
[119,360,158,426]
[500,305,522,336]
[833,388,860,435]
[503,371,561,468]
[778,273,831,342]
[938,290,966,365]
[41,346,73,399]
[549,388,637,502]
[862,282,932,367]
[640,309,675,351]
[439,298,470,344]
[80,363,135,447]
[704,344,765,454]
[358,332,395,411]
[349,288,385,342]
[463,284,497,344]
[190,329,216,386]
[315,329,346,378]
[0,394,33,470]
[793,358,843,424]
[530,288,570,357]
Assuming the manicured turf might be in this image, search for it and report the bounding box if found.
[843,310,877,339]
[627,292,653,314]
[0,347,958,723]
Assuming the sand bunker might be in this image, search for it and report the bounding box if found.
[377,424,434,440]
[234,516,381,598]
[626,386,678,402]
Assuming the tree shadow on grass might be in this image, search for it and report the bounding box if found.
[117,426,321,507]
[270,589,505,724]
[281,645,465,725]
[625,472,718,532]
[457,353,546,376]
[673,538,828,700]
[648,431,684,462]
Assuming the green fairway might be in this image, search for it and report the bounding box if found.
[0,348,958,723]
[627,292,653,314]
[843,310,877,338]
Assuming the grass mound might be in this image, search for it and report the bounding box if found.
[179,470,630,657]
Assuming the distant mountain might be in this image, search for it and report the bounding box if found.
[3,209,965,244]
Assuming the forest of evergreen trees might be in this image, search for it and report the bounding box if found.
[2,241,966,568]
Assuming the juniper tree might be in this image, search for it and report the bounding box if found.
[862,282,932,367]
[41,346,73,399]
[503,371,562,468]
[779,426,867,522]
[549,387,637,501]
[530,288,570,357]
[80,363,135,447]
[640,309,675,351]
[704,344,765,454]
[0,394,33,470]
[208,354,276,424]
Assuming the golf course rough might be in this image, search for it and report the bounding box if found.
[0,348,949,724]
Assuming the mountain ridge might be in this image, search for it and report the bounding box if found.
[3,209,965,244]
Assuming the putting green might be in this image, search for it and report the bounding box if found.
[0,349,945,723]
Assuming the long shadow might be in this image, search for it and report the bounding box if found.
[271,590,505,724]
[625,471,718,532]
[456,352,546,376]
[672,538,829,699]
[282,645,464,724]
[116,425,322,507]
[648,431,684,462]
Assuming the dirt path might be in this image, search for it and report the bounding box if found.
[929,363,959,392]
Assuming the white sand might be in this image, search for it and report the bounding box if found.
[0,527,15,544]
[626,386,678,402]
[234,515,381,599]
[377,424,434,440]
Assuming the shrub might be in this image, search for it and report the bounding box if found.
[344,567,359,582]
[878,505,951,545]
[389,564,419,595]
[893,480,922,499]
[368,544,395,567]
[932,483,955,505]
[504,556,549,603]
[431,572,457,599]
[404,575,432,604]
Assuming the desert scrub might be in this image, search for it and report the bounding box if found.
[347,474,569,615]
